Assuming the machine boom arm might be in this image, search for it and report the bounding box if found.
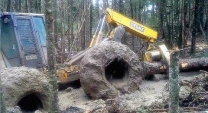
[105,8,158,43]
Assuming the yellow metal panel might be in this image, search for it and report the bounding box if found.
[106,8,158,42]
[57,69,68,82]
[144,52,151,61]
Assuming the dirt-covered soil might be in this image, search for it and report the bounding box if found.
[59,72,208,112]
[58,80,168,112]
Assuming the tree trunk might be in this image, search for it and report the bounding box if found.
[179,0,185,49]
[45,0,59,112]
[112,0,117,10]
[89,1,93,43]
[95,0,99,18]
[54,0,58,50]
[29,0,33,12]
[144,57,208,76]
[67,0,73,52]
[25,0,28,12]
[118,0,127,45]
[80,0,85,50]
[169,50,180,113]
[197,0,205,33]
[6,0,11,12]
[60,0,65,63]
[158,0,165,39]
[19,0,21,12]
[118,0,124,13]
[130,0,135,51]
[41,0,45,13]
[191,0,199,54]
[205,1,208,41]
[164,1,171,47]
[85,0,91,46]
[102,0,107,11]
[14,0,18,11]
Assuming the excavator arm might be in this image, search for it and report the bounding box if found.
[105,8,158,43]
[90,8,158,47]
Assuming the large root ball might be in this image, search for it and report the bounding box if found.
[0,67,50,112]
[80,41,143,99]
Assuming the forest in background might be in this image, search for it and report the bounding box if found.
[0,0,208,61]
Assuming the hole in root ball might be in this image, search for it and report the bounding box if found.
[105,58,129,82]
[17,93,43,112]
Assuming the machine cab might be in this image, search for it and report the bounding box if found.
[0,12,47,68]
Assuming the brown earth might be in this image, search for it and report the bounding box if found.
[59,72,208,112]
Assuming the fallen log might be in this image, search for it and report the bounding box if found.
[143,57,208,76]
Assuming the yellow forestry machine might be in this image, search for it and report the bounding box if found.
[57,8,170,83]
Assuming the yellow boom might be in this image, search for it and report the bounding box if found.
[106,8,158,43]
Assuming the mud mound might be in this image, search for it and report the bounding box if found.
[142,73,208,112]
[6,106,22,113]
[62,106,85,113]
[0,67,50,113]
[80,41,143,99]
[179,73,208,109]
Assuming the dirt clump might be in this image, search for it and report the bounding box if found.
[179,73,208,109]
[0,67,50,113]
[58,80,169,113]
[58,72,208,112]
[62,106,85,113]
[6,106,22,113]
[58,88,107,112]
[79,41,143,99]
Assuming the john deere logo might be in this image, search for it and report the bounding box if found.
[130,22,145,32]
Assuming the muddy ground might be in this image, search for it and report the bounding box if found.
[58,38,208,113]
[58,79,168,112]
[58,72,208,112]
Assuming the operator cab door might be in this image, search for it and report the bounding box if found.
[14,16,43,68]
[1,15,21,67]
